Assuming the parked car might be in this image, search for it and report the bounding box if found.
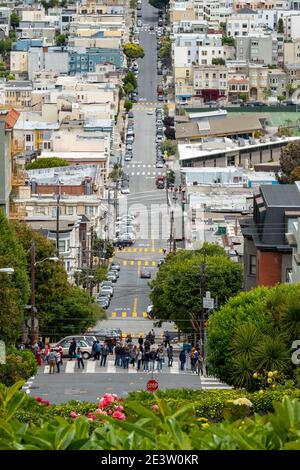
[121,186,130,194]
[108,269,119,278]
[156,160,164,168]
[156,135,163,143]
[157,259,165,267]
[128,110,134,118]
[137,19,142,27]
[110,262,120,271]
[101,280,113,289]
[124,154,132,162]
[107,273,117,283]
[53,337,93,359]
[100,286,113,297]
[97,297,109,309]
[157,95,164,101]
[140,269,151,278]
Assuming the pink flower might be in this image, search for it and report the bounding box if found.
[70,411,79,418]
[114,405,124,412]
[112,411,126,421]
[88,417,95,422]
[87,412,96,420]
[107,409,113,415]
[42,400,50,406]
[112,394,119,399]
[152,404,159,413]
[35,396,43,402]
[99,393,116,409]
[95,408,108,415]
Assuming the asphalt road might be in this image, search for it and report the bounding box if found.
[25,3,186,402]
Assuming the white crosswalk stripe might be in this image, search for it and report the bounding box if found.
[39,360,231,385]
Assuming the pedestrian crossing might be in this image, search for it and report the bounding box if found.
[115,247,164,254]
[110,311,149,319]
[40,360,231,385]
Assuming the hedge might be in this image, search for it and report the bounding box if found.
[0,348,37,386]
[15,387,300,424]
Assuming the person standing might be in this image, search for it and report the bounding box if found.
[164,331,170,349]
[190,347,197,373]
[156,347,163,371]
[144,338,150,352]
[138,335,144,348]
[100,342,109,367]
[58,344,63,366]
[143,349,150,371]
[149,348,156,371]
[114,343,120,366]
[150,329,155,345]
[76,347,84,369]
[44,343,50,364]
[69,338,77,361]
[130,345,137,367]
[179,349,186,371]
[55,348,62,373]
[92,340,97,360]
[124,346,130,369]
[137,346,143,371]
[167,345,173,367]
[48,349,56,374]
[95,340,101,360]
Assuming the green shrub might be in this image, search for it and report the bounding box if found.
[0,348,37,386]
[1,383,300,450]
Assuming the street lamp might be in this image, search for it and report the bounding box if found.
[0,267,14,274]
[30,241,58,344]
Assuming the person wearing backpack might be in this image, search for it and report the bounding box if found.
[48,349,57,374]
[100,342,109,367]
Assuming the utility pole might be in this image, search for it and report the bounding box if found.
[169,209,174,253]
[30,240,37,345]
[89,226,94,297]
[200,250,207,369]
[56,181,63,257]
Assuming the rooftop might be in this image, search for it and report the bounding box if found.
[26,164,101,186]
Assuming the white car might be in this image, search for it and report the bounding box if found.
[147,110,154,115]
[100,286,113,297]
[155,135,163,143]
[137,19,142,27]
[121,186,130,194]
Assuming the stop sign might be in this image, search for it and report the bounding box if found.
[147,379,159,392]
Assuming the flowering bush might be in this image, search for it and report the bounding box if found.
[35,397,50,406]
[252,370,285,391]
[69,393,126,422]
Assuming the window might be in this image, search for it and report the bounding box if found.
[66,206,74,215]
[249,255,256,275]
[26,134,31,142]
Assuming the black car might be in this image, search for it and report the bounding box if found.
[128,111,134,118]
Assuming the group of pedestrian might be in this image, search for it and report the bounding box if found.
[113,334,174,372]
[179,346,203,374]
[91,339,110,367]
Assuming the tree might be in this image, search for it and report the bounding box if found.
[263,87,272,100]
[166,169,175,187]
[160,139,177,156]
[0,39,12,60]
[149,0,169,9]
[238,92,248,102]
[222,36,235,47]
[123,71,137,90]
[109,163,123,182]
[13,222,104,341]
[123,82,135,96]
[163,116,174,127]
[278,140,300,183]
[149,246,243,335]
[56,34,66,47]
[160,37,171,66]
[277,18,284,34]
[93,238,114,260]
[10,13,20,30]
[123,43,145,64]
[0,211,30,345]
[212,58,225,66]
[26,157,69,170]
[124,100,133,113]
[164,126,176,140]
[286,82,296,97]
[207,282,300,387]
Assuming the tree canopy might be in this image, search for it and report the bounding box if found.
[149,0,169,9]
[13,222,104,341]
[278,141,300,183]
[149,244,243,335]
[26,157,70,170]
[0,211,30,345]
[207,283,300,389]
[123,43,145,62]
[160,140,177,156]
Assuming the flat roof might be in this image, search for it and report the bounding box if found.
[261,184,300,207]
[26,164,100,185]
[39,151,108,160]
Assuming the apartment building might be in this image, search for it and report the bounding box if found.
[235,34,278,65]
[0,7,11,37]
[268,68,287,96]
[193,64,228,101]
[4,81,33,108]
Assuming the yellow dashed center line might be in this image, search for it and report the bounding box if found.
[122,311,127,318]
[130,260,135,266]
[152,261,156,267]
[139,248,143,252]
[142,311,148,318]
[112,311,117,318]
[132,248,137,253]
[123,260,127,267]
[145,261,149,266]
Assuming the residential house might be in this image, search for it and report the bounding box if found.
[235,33,278,65]
[268,68,287,97]
[193,64,228,101]
[240,183,300,289]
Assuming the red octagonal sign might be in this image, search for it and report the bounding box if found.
[147,379,159,392]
